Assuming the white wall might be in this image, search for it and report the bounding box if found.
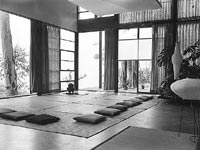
[0,0,77,31]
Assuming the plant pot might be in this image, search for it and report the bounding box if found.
[141,85,145,89]
[170,78,200,100]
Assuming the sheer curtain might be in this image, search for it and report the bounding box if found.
[30,20,49,95]
[47,26,60,92]
[104,29,118,90]
[119,0,172,24]
[151,24,174,93]
[178,22,200,52]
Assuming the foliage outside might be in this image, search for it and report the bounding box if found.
[0,45,30,96]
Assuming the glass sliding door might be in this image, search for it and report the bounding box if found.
[138,28,152,93]
[118,27,152,93]
[118,28,138,93]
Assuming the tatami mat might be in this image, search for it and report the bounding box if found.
[93,126,195,150]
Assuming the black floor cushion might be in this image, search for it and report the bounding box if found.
[107,105,128,112]
[124,100,142,105]
[73,114,106,124]
[26,114,60,125]
[116,101,139,107]
[125,98,143,103]
[1,111,35,121]
[0,108,16,116]
[135,96,154,101]
[94,108,121,116]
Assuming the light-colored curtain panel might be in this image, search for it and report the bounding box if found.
[119,0,172,24]
[151,24,173,93]
[178,22,200,52]
[178,0,200,19]
[48,26,60,92]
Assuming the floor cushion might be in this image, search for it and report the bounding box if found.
[125,98,143,103]
[73,114,106,124]
[135,96,154,101]
[94,108,121,116]
[26,114,60,125]
[0,108,16,116]
[107,105,128,112]
[116,101,139,107]
[1,111,35,121]
[124,100,142,105]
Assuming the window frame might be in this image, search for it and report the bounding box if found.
[118,27,153,93]
[60,29,75,91]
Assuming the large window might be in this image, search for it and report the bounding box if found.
[79,32,99,90]
[118,27,152,93]
[0,12,30,97]
[60,29,75,91]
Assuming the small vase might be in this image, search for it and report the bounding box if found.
[171,42,183,80]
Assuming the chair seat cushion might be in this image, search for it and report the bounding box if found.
[107,105,128,112]
[26,114,60,125]
[73,114,106,124]
[94,108,121,116]
[116,101,139,107]
[0,108,16,116]
[1,111,35,121]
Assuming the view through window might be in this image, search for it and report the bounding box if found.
[0,12,30,97]
[79,32,99,90]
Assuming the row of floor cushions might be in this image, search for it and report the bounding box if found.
[0,108,60,125]
[73,95,154,124]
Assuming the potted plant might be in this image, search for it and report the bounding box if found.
[179,39,200,79]
[170,39,200,100]
[157,46,176,99]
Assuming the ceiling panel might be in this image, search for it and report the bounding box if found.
[0,0,77,31]
[68,0,161,16]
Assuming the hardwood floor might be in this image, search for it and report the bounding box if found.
[0,92,197,150]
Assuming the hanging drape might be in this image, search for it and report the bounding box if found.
[104,29,118,90]
[150,23,174,93]
[47,26,60,92]
[30,20,49,95]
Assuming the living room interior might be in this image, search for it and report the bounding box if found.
[0,0,200,149]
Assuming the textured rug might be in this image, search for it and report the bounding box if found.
[0,97,161,138]
[0,111,122,138]
[93,126,196,150]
